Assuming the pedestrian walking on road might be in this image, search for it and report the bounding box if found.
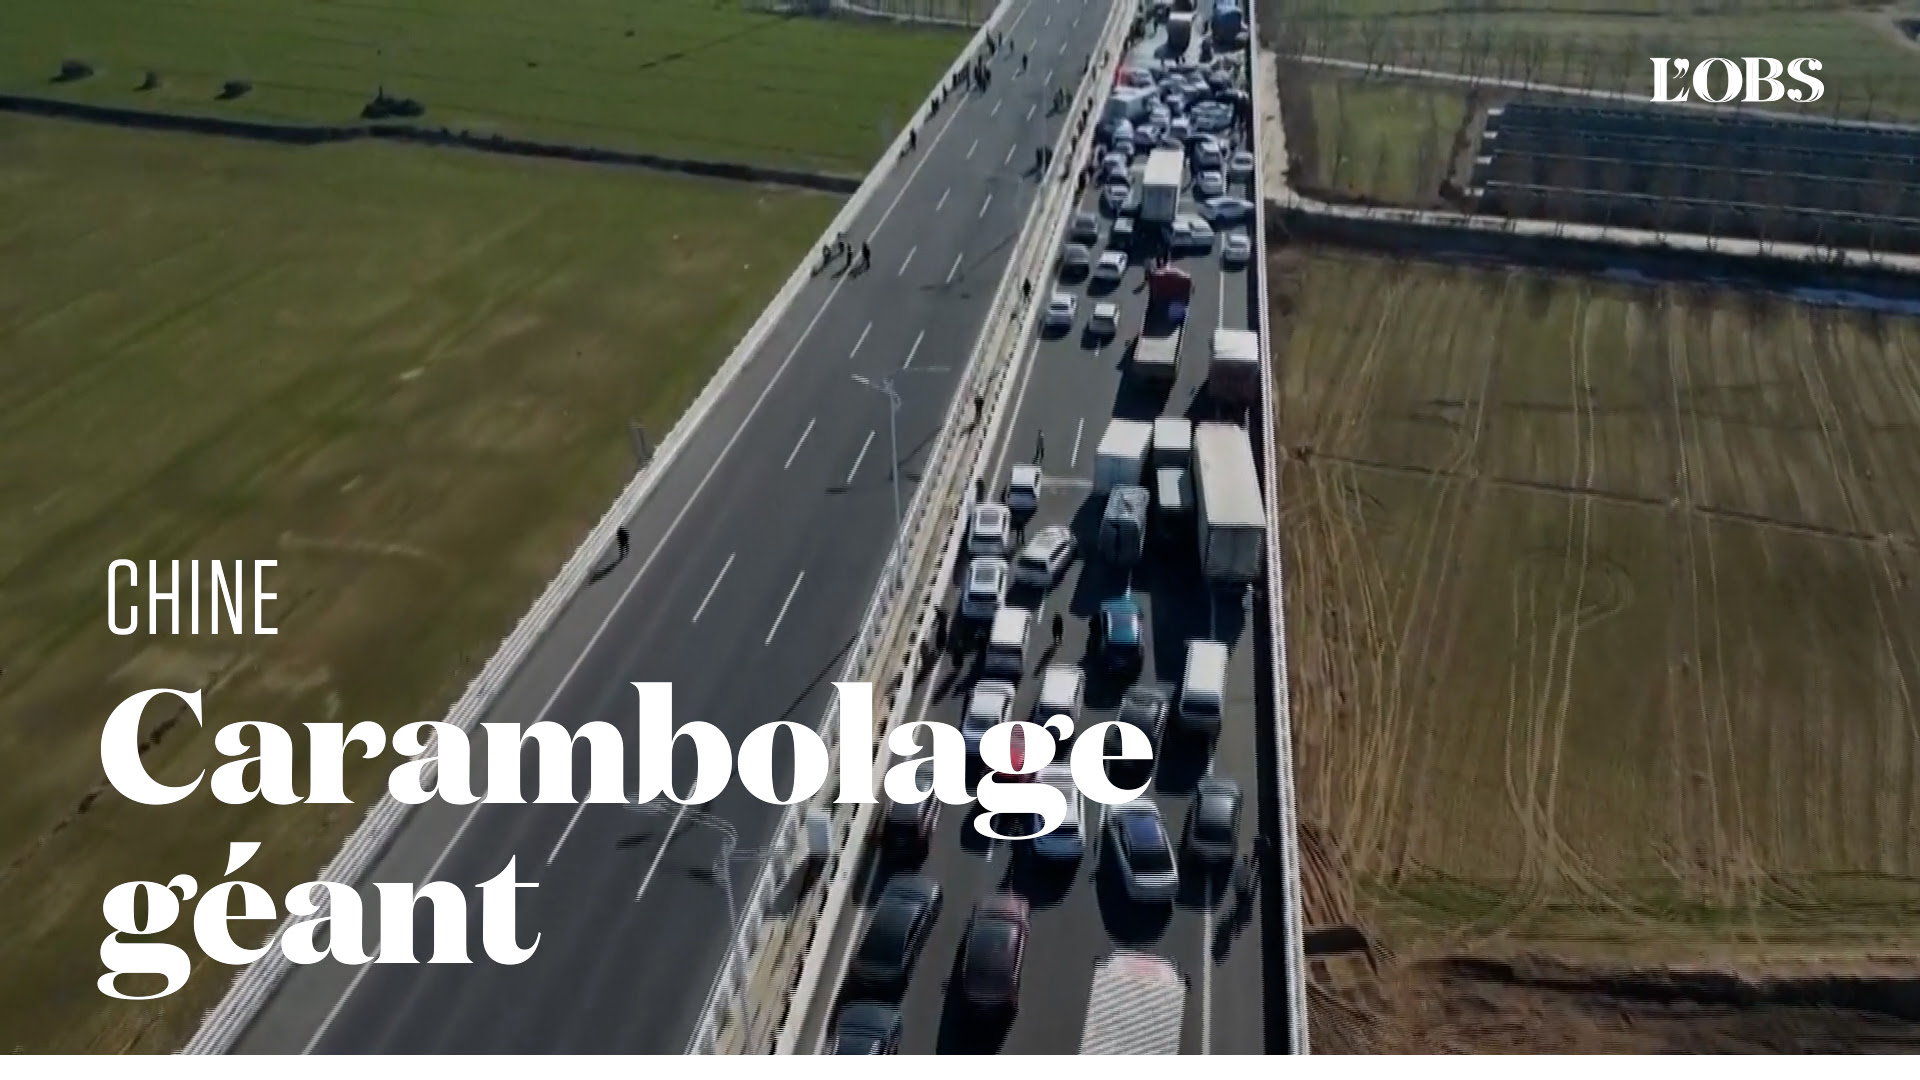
[1021,278,1032,304]
[861,241,872,271]
[1051,612,1064,646]
[972,394,985,429]
[1035,428,1045,464]
[616,526,630,559]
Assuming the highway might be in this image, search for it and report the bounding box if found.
[232,0,1120,1055]
[797,13,1273,1054]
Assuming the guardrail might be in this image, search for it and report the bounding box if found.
[1247,0,1312,1057]
[690,0,1139,1054]
[182,0,1024,1056]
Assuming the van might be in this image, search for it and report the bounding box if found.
[1035,664,1085,731]
[985,606,1033,679]
[1099,484,1150,567]
[1180,639,1228,735]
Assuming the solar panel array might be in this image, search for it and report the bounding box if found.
[1468,100,1920,253]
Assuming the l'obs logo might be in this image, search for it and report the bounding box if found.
[1649,57,1825,104]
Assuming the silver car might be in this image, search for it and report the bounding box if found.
[963,679,1017,756]
[960,557,1009,621]
[1107,799,1178,904]
[1012,525,1076,589]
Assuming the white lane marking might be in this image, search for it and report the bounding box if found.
[850,320,872,358]
[784,417,815,470]
[547,799,591,866]
[847,429,876,485]
[1202,890,1214,1054]
[979,192,993,219]
[967,138,978,159]
[1044,13,1051,25]
[691,553,735,624]
[988,335,1046,484]
[1070,416,1085,468]
[1005,142,1017,165]
[765,571,805,646]
[1026,103,1036,121]
[947,252,964,284]
[936,187,950,212]
[902,329,925,370]
[1058,39,1067,56]
[898,245,916,276]
[635,803,692,900]
[301,78,981,1031]
[992,99,1001,117]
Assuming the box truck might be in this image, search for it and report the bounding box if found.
[1193,422,1265,583]
[1093,418,1153,495]
[1141,148,1184,225]
[1208,328,1262,413]
[1131,265,1191,386]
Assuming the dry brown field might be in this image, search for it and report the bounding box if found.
[1268,246,1920,1051]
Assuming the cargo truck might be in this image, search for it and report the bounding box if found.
[1208,328,1262,414]
[1131,265,1191,386]
[1193,422,1266,583]
[1141,148,1184,225]
[1092,418,1153,495]
[1166,11,1195,54]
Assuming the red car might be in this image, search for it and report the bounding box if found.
[959,892,1029,1011]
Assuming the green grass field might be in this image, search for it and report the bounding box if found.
[1265,0,1920,122]
[0,112,837,1052]
[1283,67,1472,206]
[0,0,972,173]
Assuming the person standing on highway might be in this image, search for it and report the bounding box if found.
[1051,612,1064,646]
[860,241,871,270]
[1035,428,1045,463]
[616,526,630,560]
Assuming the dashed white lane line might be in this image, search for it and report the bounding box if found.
[992,99,1001,116]
[979,192,993,219]
[967,138,978,158]
[1070,416,1085,468]
[898,245,916,276]
[936,187,950,212]
[849,320,871,358]
[1026,103,1037,121]
[902,329,925,370]
[947,252,964,284]
[784,417,815,470]
[847,429,876,486]
[764,571,805,646]
[1005,142,1017,165]
[691,553,735,624]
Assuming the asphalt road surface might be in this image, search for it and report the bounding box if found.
[798,21,1272,1055]
[234,0,1119,1055]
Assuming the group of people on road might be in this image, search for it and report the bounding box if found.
[818,233,872,274]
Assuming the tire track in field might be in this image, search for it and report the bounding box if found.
[1347,268,1492,885]
[1793,308,1918,884]
[1332,266,1424,880]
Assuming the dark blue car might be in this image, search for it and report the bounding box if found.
[1095,595,1145,673]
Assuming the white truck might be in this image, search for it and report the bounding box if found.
[1092,418,1153,495]
[1208,327,1262,414]
[1080,951,1184,1054]
[1193,422,1266,583]
[1141,147,1184,226]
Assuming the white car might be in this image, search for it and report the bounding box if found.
[1012,524,1076,589]
[1228,150,1255,181]
[1194,169,1226,198]
[960,557,1009,621]
[1101,183,1131,214]
[963,679,1018,756]
[1030,763,1085,861]
[1106,799,1178,904]
[1222,231,1252,266]
[1203,195,1256,225]
[1091,250,1128,285]
[1171,215,1215,252]
[969,501,1012,557]
[1089,301,1120,338]
[1042,292,1077,332]
[1006,464,1041,516]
